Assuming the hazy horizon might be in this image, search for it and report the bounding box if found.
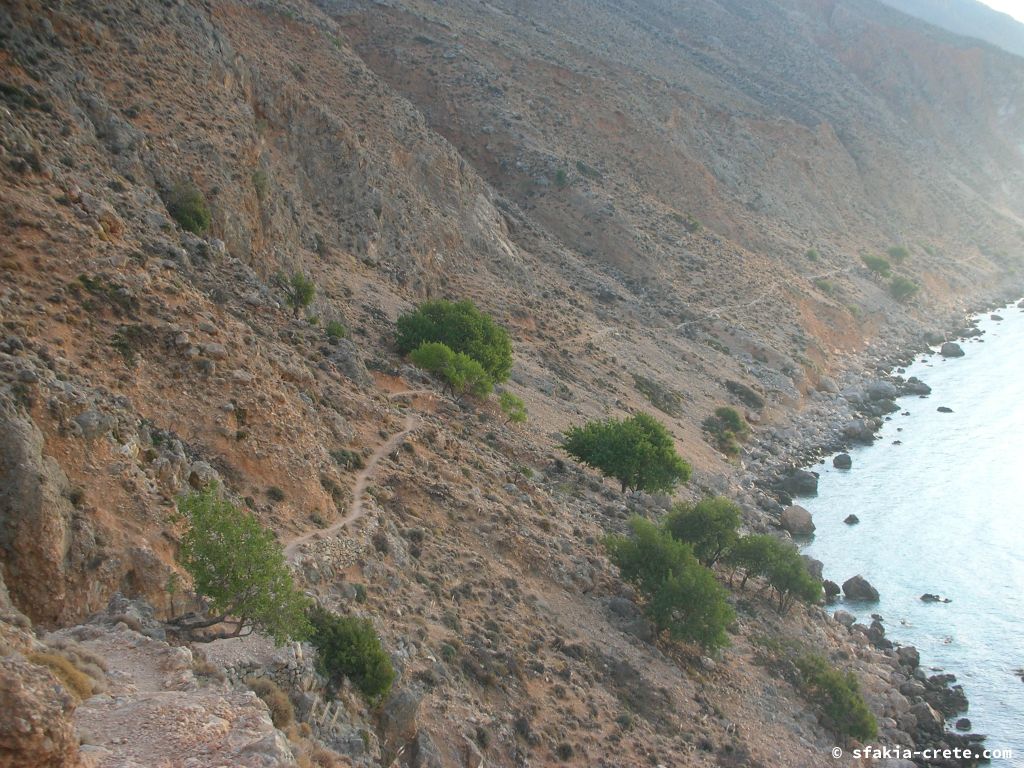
[981,0,1024,23]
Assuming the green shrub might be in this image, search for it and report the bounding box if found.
[396,299,512,382]
[726,534,778,589]
[664,496,741,566]
[703,406,749,457]
[172,485,311,644]
[554,169,568,188]
[253,170,269,202]
[805,249,820,262]
[499,391,527,424]
[277,271,315,318]
[813,277,835,295]
[308,607,395,702]
[887,245,910,263]
[861,254,892,277]
[325,320,347,341]
[562,412,691,493]
[889,275,919,301]
[795,654,877,741]
[166,181,211,235]
[409,341,493,399]
[606,518,734,650]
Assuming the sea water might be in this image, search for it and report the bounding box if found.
[799,300,1024,763]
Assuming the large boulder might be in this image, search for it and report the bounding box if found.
[940,342,964,358]
[833,453,852,469]
[867,380,899,401]
[842,575,880,601]
[780,505,815,535]
[782,470,818,496]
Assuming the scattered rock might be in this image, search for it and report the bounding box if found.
[781,470,818,496]
[843,514,859,525]
[939,342,964,358]
[955,718,972,731]
[842,575,879,601]
[897,646,920,669]
[823,580,841,600]
[920,593,951,603]
[832,453,852,469]
[936,406,953,413]
[833,610,856,627]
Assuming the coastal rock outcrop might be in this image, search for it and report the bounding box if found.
[833,453,852,469]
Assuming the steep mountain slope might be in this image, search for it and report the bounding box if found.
[0,0,1021,766]
[879,0,1024,57]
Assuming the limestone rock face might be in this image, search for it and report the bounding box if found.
[0,408,74,626]
[0,656,80,768]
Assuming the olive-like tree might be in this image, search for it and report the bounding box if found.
[169,485,310,644]
[562,412,691,493]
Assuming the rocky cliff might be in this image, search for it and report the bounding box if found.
[0,0,1020,766]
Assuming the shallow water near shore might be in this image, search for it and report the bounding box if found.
[799,301,1024,762]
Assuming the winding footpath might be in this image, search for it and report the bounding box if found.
[283,402,425,561]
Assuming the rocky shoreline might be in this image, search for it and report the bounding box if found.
[742,288,1024,766]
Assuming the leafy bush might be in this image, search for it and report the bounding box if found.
[887,245,909,263]
[703,406,749,457]
[664,496,741,566]
[253,170,269,202]
[499,391,527,424]
[409,341,493,399]
[166,181,211,235]
[795,654,878,741]
[813,277,835,295]
[861,254,892,277]
[396,299,512,382]
[278,271,316,318]
[606,518,734,650]
[562,412,691,493]
[726,534,778,589]
[889,275,919,301]
[325,320,347,341]
[805,248,820,262]
[172,485,311,644]
[308,607,395,702]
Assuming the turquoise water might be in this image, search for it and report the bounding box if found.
[800,301,1024,762]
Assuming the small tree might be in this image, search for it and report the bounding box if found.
[887,245,909,264]
[606,518,733,650]
[170,485,310,644]
[562,413,691,493]
[278,271,316,317]
[727,534,821,613]
[664,496,741,567]
[726,533,778,589]
[499,391,527,424]
[396,299,513,382]
[308,607,395,702]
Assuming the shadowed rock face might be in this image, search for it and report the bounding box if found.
[0,407,73,626]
